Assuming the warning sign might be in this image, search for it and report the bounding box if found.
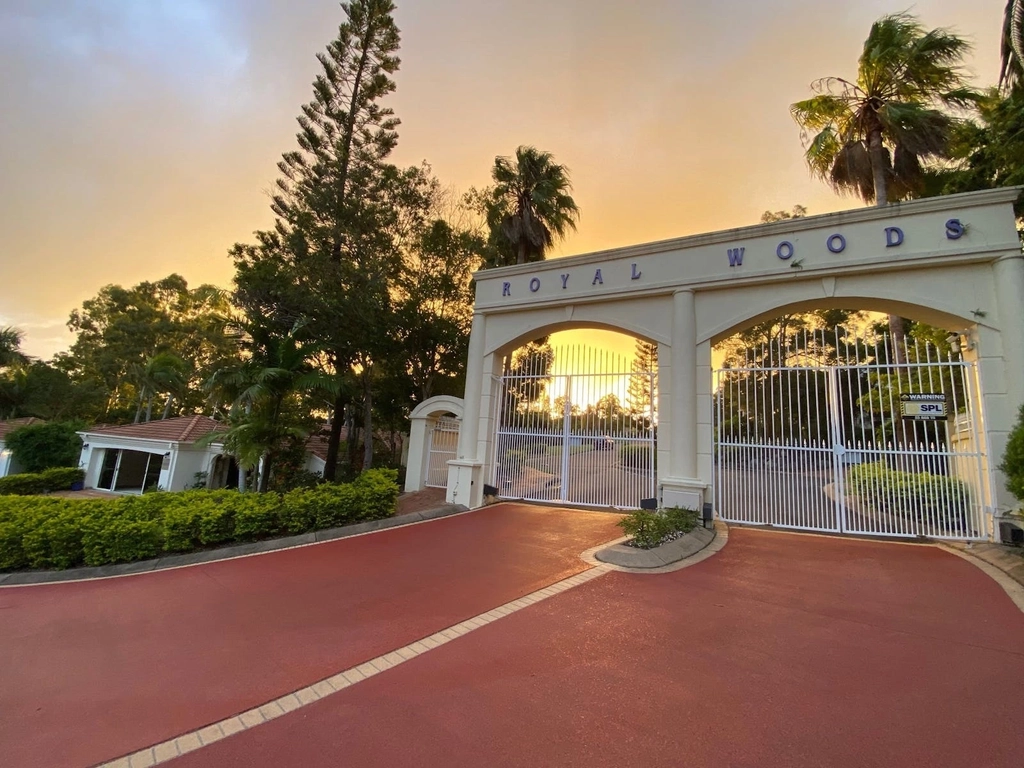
[900,393,948,421]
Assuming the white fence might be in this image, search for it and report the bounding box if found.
[713,328,988,540]
[425,416,460,489]
[492,344,656,509]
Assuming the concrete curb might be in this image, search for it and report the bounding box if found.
[595,525,716,568]
[0,504,468,587]
[581,521,729,574]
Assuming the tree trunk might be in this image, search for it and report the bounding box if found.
[134,397,144,424]
[867,128,907,364]
[145,397,154,422]
[323,390,348,482]
[238,466,248,493]
[258,454,272,493]
[161,394,174,420]
[362,370,374,470]
[517,238,527,265]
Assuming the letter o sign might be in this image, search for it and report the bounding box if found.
[529,277,541,293]
[776,241,795,260]
[827,234,846,254]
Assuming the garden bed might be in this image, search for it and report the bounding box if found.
[596,524,716,569]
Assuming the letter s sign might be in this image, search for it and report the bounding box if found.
[945,219,965,240]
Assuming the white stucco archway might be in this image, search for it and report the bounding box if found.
[449,188,1024,535]
[405,395,464,493]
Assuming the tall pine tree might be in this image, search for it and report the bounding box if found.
[627,339,658,426]
[233,0,410,478]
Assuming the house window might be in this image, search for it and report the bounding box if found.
[96,449,164,492]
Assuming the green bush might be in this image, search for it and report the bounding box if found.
[0,467,85,496]
[617,506,699,549]
[846,462,970,521]
[5,422,83,473]
[0,468,400,571]
[999,404,1024,504]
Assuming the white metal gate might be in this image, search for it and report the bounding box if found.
[713,328,988,540]
[492,344,656,509]
[425,415,460,489]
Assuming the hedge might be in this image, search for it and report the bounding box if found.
[0,468,399,571]
[846,462,969,522]
[618,506,698,549]
[0,467,85,496]
[999,403,1024,504]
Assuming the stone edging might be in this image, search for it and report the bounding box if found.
[0,504,468,587]
[581,521,729,573]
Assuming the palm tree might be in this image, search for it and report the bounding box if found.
[0,327,29,369]
[205,321,335,492]
[791,12,976,360]
[130,353,187,423]
[484,146,580,267]
[1003,1,1024,91]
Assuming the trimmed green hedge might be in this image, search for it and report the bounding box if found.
[846,462,969,521]
[0,467,85,496]
[0,468,399,571]
[999,403,1024,504]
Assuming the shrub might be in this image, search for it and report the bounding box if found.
[6,422,83,473]
[617,506,699,549]
[846,462,970,522]
[0,467,85,496]
[999,404,1024,504]
[0,468,401,571]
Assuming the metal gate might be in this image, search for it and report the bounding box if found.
[713,328,988,540]
[425,415,460,489]
[492,344,656,509]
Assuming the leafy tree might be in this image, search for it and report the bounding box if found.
[6,422,83,473]
[760,205,807,223]
[475,146,580,267]
[64,274,235,421]
[791,12,977,362]
[0,362,106,421]
[131,352,188,423]
[999,404,1024,503]
[931,88,1024,217]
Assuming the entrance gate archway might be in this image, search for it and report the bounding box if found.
[448,189,1024,542]
[492,343,656,509]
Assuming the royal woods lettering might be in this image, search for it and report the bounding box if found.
[725,218,965,268]
[501,262,643,297]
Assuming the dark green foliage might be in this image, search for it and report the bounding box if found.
[847,462,970,521]
[0,468,399,571]
[618,506,698,549]
[0,467,85,496]
[999,404,1024,503]
[6,422,83,473]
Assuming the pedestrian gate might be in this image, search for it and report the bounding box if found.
[713,329,989,540]
[492,344,656,509]
[425,415,460,489]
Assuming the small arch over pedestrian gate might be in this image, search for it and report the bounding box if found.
[405,396,464,494]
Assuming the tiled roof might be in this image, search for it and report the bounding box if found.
[304,427,349,462]
[0,417,43,440]
[81,415,226,444]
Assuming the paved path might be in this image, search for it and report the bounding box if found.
[166,528,1024,768]
[0,504,623,768]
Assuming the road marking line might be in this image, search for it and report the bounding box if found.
[92,563,613,767]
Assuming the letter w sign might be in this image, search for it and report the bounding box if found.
[727,247,745,267]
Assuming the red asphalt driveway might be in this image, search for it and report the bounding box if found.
[168,528,1024,768]
[0,504,623,768]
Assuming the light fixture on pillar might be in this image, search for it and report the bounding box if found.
[945,330,976,355]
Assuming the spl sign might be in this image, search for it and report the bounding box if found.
[900,393,949,421]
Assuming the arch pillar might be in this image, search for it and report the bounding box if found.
[448,314,501,508]
[659,289,707,511]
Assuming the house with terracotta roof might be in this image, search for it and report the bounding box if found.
[0,418,45,477]
[77,416,341,493]
[77,416,233,493]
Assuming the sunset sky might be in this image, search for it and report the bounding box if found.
[0,0,1004,359]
